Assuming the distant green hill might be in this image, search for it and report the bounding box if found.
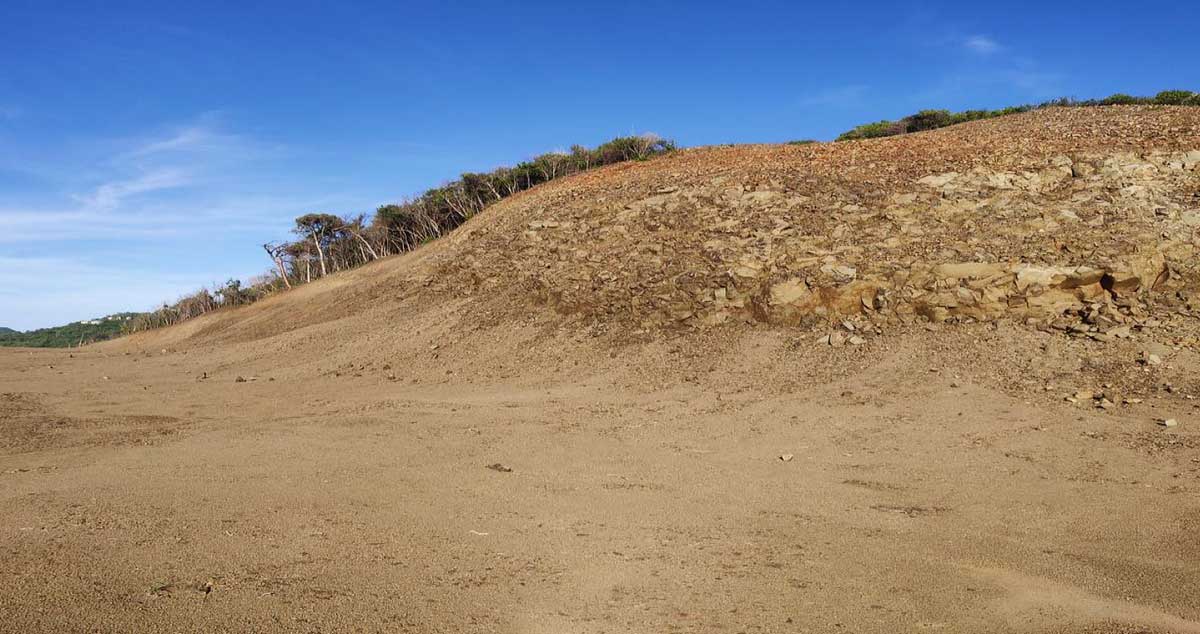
[0,313,144,348]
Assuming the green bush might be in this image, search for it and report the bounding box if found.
[835,90,1197,141]
[1100,93,1146,106]
[0,313,143,348]
[836,120,901,141]
[1154,90,1196,105]
[906,110,955,132]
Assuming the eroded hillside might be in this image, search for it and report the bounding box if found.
[6,106,1200,634]
[433,107,1200,340]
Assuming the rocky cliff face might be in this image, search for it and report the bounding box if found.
[752,151,1199,331]
[434,107,1200,342]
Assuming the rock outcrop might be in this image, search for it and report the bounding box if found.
[435,108,1200,337]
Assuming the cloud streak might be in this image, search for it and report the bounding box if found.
[0,115,311,242]
[964,35,1001,55]
[797,85,868,108]
[125,126,215,157]
[0,114,346,327]
[71,168,193,211]
[0,191,338,244]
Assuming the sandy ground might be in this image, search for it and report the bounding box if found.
[2,313,1199,633]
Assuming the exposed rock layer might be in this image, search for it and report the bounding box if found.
[436,107,1200,337]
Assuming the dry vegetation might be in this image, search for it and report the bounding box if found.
[127,135,674,332]
[835,89,1200,140]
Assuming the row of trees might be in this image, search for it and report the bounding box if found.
[0,313,142,348]
[126,134,675,333]
[835,90,1200,140]
[125,278,276,331]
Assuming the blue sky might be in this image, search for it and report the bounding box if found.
[2,1,1198,329]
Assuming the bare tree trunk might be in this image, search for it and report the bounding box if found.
[263,244,293,289]
[445,193,474,222]
[484,180,502,201]
[311,232,327,277]
[346,228,380,260]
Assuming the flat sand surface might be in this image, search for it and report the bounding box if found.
[3,320,1198,633]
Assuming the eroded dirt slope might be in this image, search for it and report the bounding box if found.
[436,106,1200,338]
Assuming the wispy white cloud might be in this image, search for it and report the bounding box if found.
[0,108,454,328]
[0,207,182,241]
[797,85,868,108]
[0,190,337,244]
[125,126,215,157]
[71,168,192,211]
[0,115,324,327]
[911,63,1066,106]
[997,67,1063,93]
[0,115,301,242]
[964,35,1001,55]
[894,28,1065,103]
[117,115,283,163]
